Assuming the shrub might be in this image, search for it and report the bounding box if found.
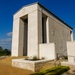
[43,66,70,75]
[25,57,29,60]
[32,56,38,60]
[41,57,45,60]
[45,72,55,75]
[54,66,70,75]
[31,66,70,75]
[64,56,68,59]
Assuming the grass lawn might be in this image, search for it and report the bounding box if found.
[0,56,59,75]
[0,56,33,75]
[0,56,28,65]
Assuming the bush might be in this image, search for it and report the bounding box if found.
[32,56,38,60]
[41,57,45,60]
[43,66,70,75]
[31,66,70,75]
[54,66,70,75]
[64,56,68,59]
[25,57,29,60]
[45,72,55,75]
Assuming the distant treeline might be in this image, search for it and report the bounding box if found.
[0,46,11,56]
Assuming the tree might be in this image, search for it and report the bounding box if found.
[3,49,11,55]
[0,46,11,56]
[0,46,3,51]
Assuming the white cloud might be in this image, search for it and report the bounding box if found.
[7,32,12,37]
[0,38,12,45]
[0,38,12,50]
[0,32,12,50]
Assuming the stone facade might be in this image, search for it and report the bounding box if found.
[12,2,73,59]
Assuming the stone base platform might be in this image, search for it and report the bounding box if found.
[12,58,51,72]
[61,61,75,66]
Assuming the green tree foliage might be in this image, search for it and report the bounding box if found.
[0,46,3,51]
[0,46,11,56]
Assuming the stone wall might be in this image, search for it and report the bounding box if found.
[38,4,73,56]
[49,18,71,56]
[67,41,75,63]
[12,59,51,72]
[39,43,56,60]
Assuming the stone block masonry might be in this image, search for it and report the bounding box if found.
[12,59,51,72]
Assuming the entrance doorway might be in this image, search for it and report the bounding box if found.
[21,15,28,56]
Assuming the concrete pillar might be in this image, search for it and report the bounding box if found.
[28,10,42,57]
[18,19,24,56]
[71,31,74,41]
[38,11,42,44]
[12,18,24,56]
[67,41,75,63]
[38,11,42,58]
[46,17,50,43]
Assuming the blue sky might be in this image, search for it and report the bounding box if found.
[0,0,75,50]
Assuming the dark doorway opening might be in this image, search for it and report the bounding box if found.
[21,15,28,56]
[42,14,47,43]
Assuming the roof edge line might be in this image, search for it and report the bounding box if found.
[37,3,73,30]
[13,2,73,30]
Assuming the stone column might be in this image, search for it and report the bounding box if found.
[71,31,74,41]
[28,10,42,57]
[12,18,24,56]
[18,19,24,56]
[38,11,42,58]
[46,17,50,43]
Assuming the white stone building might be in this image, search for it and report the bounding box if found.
[12,2,73,59]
